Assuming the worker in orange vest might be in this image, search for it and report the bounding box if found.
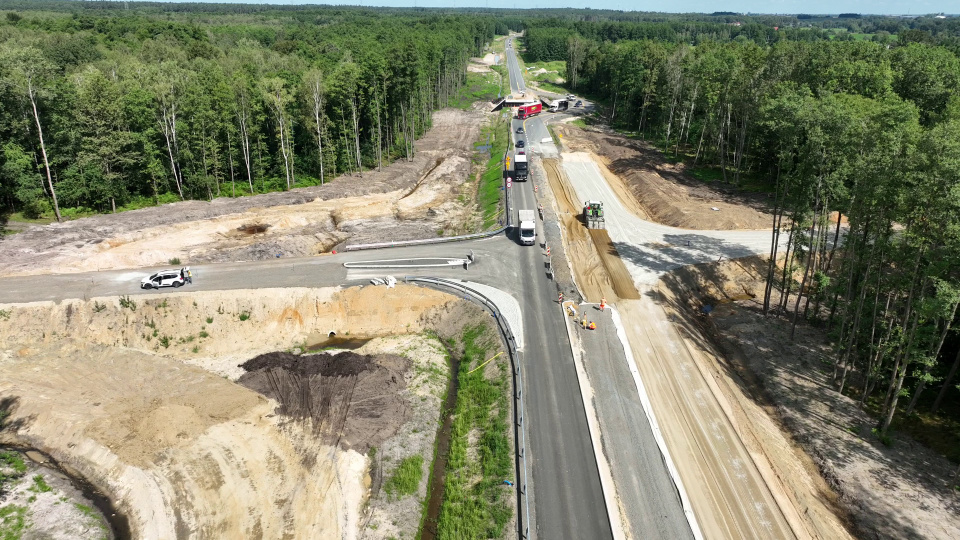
[588,321,596,330]
[600,298,606,311]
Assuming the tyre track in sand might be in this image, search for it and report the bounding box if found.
[542,158,638,302]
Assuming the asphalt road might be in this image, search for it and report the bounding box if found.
[509,145,612,538]
[504,40,558,158]
[574,307,694,539]
[0,224,613,539]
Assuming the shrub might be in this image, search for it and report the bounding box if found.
[119,296,136,311]
[169,257,181,265]
[384,455,424,498]
[238,311,251,321]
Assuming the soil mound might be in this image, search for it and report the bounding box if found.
[556,125,772,230]
[238,351,410,453]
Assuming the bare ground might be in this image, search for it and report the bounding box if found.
[0,284,477,539]
[0,108,489,276]
[662,258,960,540]
[554,125,773,230]
[548,129,853,539]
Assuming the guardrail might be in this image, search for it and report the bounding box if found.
[405,277,532,540]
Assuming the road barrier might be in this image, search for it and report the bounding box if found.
[405,277,533,540]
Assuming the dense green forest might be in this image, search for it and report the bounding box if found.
[2,1,960,456]
[526,17,960,448]
[0,1,514,220]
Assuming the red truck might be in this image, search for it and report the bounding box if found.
[517,102,542,119]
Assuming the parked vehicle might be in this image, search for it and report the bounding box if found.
[517,126,524,134]
[518,209,536,245]
[575,100,583,107]
[141,267,191,289]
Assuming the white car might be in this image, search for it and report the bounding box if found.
[566,94,576,100]
[141,267,190,289]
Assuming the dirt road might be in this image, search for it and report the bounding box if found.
[0,109,487,277]
[555,125,772,230]
[547,134,853,539]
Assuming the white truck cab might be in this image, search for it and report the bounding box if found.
[518,209,536,246]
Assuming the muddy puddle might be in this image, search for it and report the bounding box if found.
[306,335,374,351]
[0,446,131,540]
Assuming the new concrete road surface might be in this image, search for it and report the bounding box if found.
[571,306,693,540]
[559,136,796,538]
[561,156,777,285]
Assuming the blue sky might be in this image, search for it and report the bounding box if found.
[148,1,954,15]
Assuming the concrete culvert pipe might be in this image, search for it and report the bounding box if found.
[328,331,336,337]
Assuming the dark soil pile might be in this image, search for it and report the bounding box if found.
[238,351,411,452]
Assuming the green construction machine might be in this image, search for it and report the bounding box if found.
[583,200,605,229]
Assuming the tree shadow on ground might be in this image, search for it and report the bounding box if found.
[612,233,762,278]
[0,396,31,436]
[654,261,958,539]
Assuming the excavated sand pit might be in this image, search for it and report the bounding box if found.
[0,284,484,539]
[238,351,410,453]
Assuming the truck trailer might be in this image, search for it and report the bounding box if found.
[548,99,569,113]
[518,209,536,245]
[514,153,528,181]
[517,102,542,119]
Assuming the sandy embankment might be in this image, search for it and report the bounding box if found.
[0,284,463,539]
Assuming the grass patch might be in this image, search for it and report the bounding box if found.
[434,325,513,539]
[0,505,28,539]
[546,125,561,147]
[450,71,503,110]
[28,475,52,493]
[474,115,510,230]
[532,79,568,95]
[0,450,27,493]
[384,454,424,499]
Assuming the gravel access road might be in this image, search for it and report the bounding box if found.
[561,156,777,285]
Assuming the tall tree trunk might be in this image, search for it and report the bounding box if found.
[159,108,185,200]
[310,77,326,185]
[28,88,61,222]
[932,347,960,414]
[237,109,254,194]
[906,300,959,415]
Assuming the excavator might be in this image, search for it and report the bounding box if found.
[582,200,605,229]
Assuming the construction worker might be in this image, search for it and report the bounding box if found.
[581,317,587,329]
[588,321,596,330]
[600,297,606,311]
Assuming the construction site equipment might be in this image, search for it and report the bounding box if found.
[583,200,605,229]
